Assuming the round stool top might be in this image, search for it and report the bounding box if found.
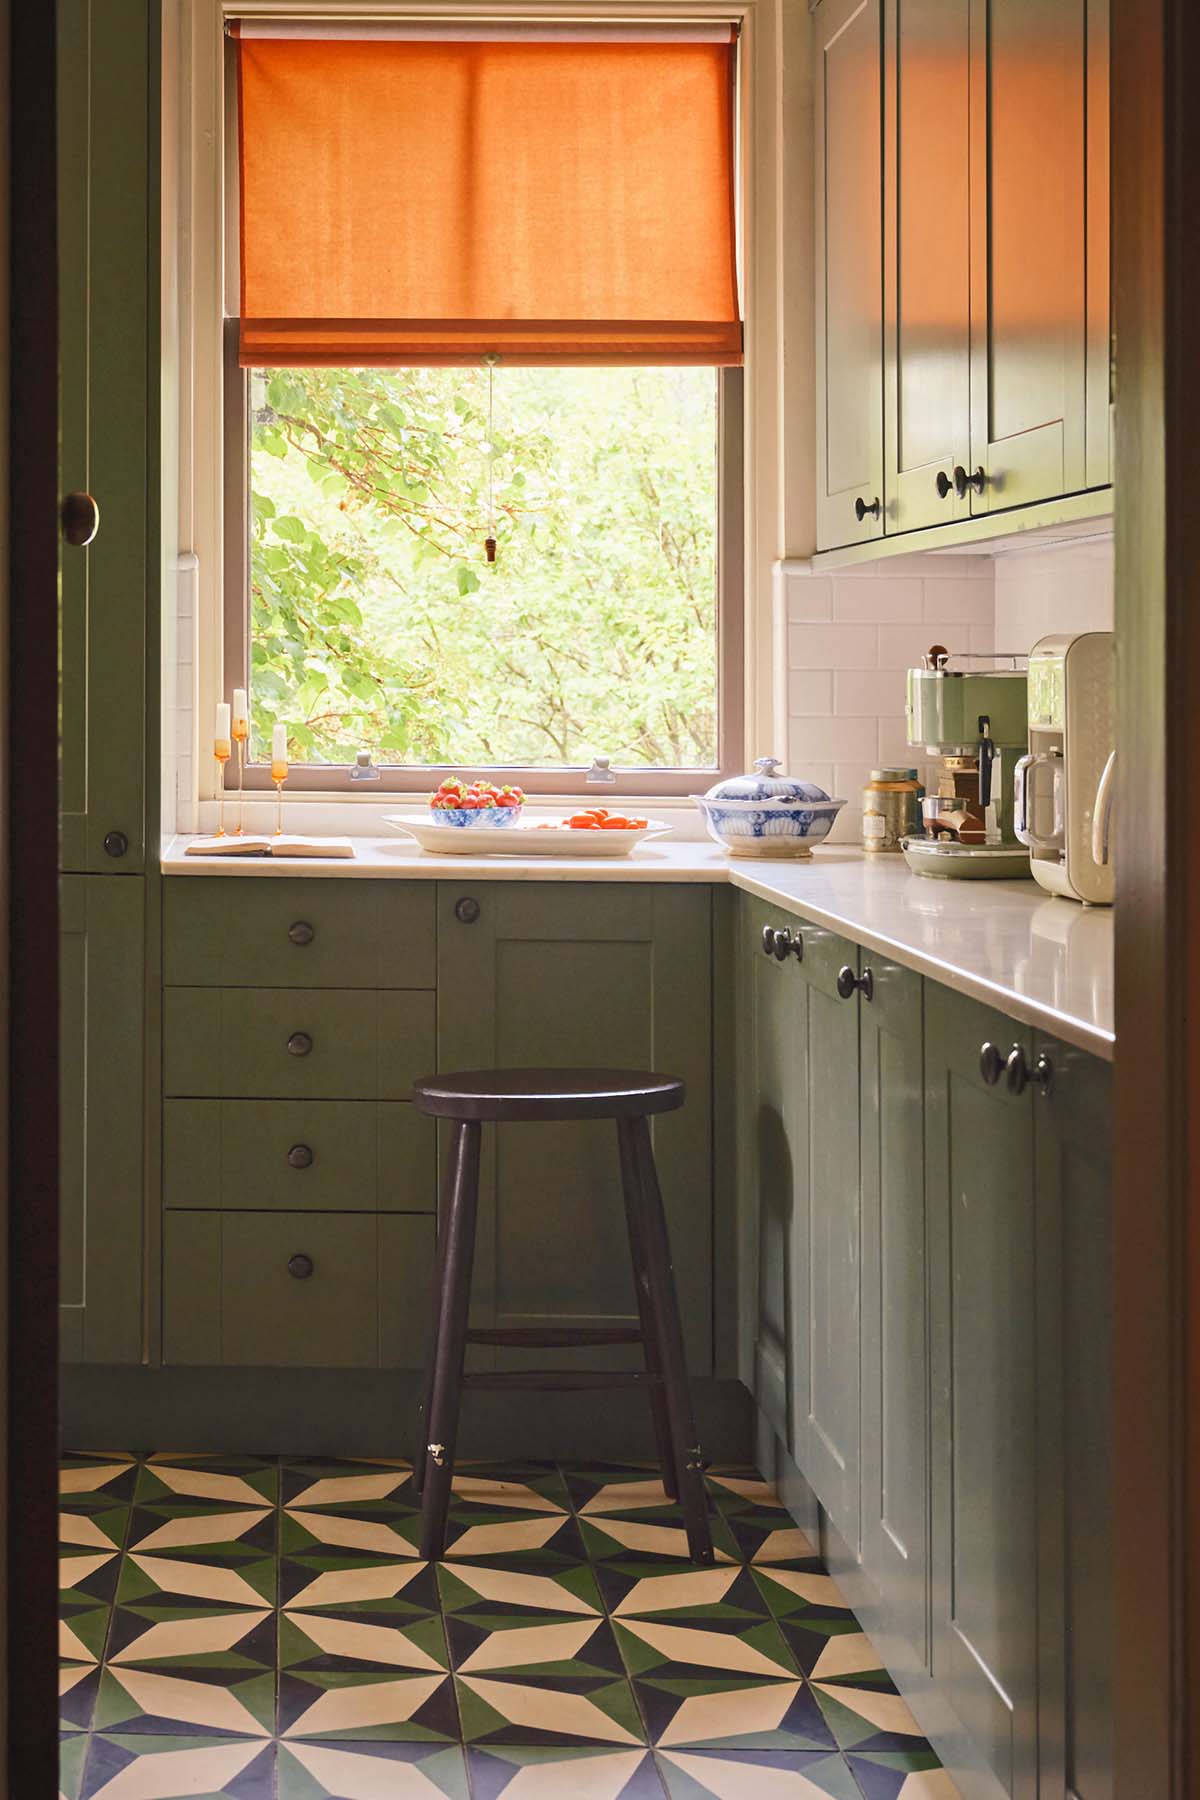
[412,1068,685,1123]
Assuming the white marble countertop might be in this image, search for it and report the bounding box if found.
[162,834,1114,1059]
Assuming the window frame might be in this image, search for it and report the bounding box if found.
[218,23,746,799]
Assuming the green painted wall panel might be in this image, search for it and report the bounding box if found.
[162,988,436,1100]
[164,879,436,988]
[163,1100,436,1213]
[60,875,146,1363]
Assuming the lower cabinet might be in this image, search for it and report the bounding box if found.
[60,875,145,1363]
[163,1211,433,1368]
[436,882,715,1371]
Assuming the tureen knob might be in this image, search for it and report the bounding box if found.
[753,756,782,777]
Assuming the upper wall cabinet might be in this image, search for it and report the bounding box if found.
[815,0,1110,551]
[815,0,885,549]
[58,0,153,872]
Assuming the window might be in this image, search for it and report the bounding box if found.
[223,20,744,795]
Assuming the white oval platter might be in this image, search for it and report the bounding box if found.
[383,813,674,858]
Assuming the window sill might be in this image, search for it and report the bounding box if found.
[192,788,713,841]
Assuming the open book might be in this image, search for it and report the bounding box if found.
[184,835,356,859]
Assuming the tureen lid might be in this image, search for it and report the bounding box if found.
[704,756,833,805]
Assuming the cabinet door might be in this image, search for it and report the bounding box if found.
[926,985,1037,1799]
[791,926,862,1555]
[58,0,150,873]
[861,957,928,1676]
[1034,1034,1112,1800]
[746,908,809,1440]
[815,0,885,551]
[1084,0,1111,489]
[437,883,713,1369]
[967,0,1088,511]
[883,0,972,532]
[60,877,145,1363]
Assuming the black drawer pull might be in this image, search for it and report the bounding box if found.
[103,830,129,858]
[287,1253,314,1280]
[288,1143,314,1170]
[455,896,481,925]
[288,920,315,946]
[287,1031,313,1058]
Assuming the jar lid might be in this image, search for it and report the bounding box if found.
[870,766,920,782]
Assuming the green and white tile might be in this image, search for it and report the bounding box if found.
[467,1744,665,1798]
[136,1456,278,1510]
[810,1672,932,1754]
[844,1750,956,1799]
[92,1665,275,1739]
[278,1739,470,1798]
[456,1668,646,1749]
[80,1733,274,1798]
[278,1671,461,1744]
[658,1747,863,1797]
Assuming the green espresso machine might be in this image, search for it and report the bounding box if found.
[902,647,1032,880]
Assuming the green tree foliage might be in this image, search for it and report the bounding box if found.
[248,364,718,768]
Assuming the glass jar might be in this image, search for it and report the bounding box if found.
[862,767,923,854]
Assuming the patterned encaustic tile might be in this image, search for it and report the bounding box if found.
[60,1454,956,1798]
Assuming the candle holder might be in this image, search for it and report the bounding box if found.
[271,758,288,836]
[214,740,231,836]
[232,723,249,834]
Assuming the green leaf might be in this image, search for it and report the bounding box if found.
[455,566,481,597]
[272,515,308,544]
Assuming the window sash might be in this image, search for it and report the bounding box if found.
[221,322,745,796]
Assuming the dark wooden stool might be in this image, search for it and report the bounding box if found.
[411,1068,714,1564]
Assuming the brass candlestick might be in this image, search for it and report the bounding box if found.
[271,756,288,836]
[232,721,249,834]
[214,740,231,837]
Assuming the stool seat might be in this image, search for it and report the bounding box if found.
[413,1068,685,1123]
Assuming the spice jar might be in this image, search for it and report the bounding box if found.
[862,767,923,853]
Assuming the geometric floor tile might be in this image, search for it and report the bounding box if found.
[60,1453,956,1799]
[467,1744,665,1798]
[657,1747,862,1797]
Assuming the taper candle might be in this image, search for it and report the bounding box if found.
[231,689,248,737]
[214,702,231,753]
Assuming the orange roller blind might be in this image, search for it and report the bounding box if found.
[235,26,742,367]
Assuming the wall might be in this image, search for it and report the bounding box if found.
[992,534,1114,652]
[782,554,995,842]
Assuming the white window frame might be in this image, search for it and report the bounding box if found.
[169,0,803,814]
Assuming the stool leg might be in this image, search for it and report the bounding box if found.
[413,1124,454,1501]
[619,1116,714,1565]
[419,1119,482,1560]
[616,1122,679,1500]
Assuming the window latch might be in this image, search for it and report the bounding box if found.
[350,748,380,782]
[586,755,617,786]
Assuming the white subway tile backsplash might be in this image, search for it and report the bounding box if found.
[789,622,879,669]
[788,714,880,763]
[920,577,995,625]
[877,717,916,766]
[877,622,960,669]
[786,574,834,622]
[787,669,834,715]
[833,668,906,717]
[832,577,924,623]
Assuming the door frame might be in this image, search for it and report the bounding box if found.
[1111,1,1200,1793]
[6,0,61,1791]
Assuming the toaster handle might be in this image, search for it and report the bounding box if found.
[1092,749,1116,867]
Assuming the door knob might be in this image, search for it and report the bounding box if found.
[287,1143,314,1169]
[1005,1044,1029,1094]
[772,928,793,962]
[60,491,99,546]
[287,1031,313,1058]
[288,920,315,946]
[854,495,881,521]
[935,470,955,500]
[1033,1053,1054,1097]
[454,896,481,924]
[287,1253,314,1279]
[836,965,874,1002]
[979,1041,1004,1086]
[103,830,129,859]
[761,924,776,957]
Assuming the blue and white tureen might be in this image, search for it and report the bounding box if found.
[694,758,846,858]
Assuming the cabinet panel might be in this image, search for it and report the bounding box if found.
[816,0,885,550]
[58,0,150,872]
[1084,0,1111,488]
[163,988,436,1100]
[927,984,1038,1799]
[436,883,713,1370]
[968,0,1087,510]
[791,927,862,1553]
[861,957,928,1675]
[164,879,436,989]
[164,1100,435,1213]
[163,1211,433,1368]
[60,876,145,1363]
[884,0,972,531]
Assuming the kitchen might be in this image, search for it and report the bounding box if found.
[21,0,1177,1795]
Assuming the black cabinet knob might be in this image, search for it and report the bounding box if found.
[760,924,776,957]
[979,1041,1004,1086]
[1033,1052,1054,1097]
[836,964,874,1002]
[1005,1044,1030,1095]
[287,1143,314,1169]
[772,928,793,962]
[935,470,955,500]
[288,920,315,946]
[854,495,881,522]
[61,490,99,546]
[287,1031,313,1058]
[455,896,481,924]
[103,830,129,859]
[287,1253,314,1280]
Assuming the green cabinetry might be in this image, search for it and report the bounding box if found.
[60,877,146,1363]
[436,882,714,1370]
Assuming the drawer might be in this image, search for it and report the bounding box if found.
[163,1211,433,1368]
[163,988,436,1100]
[164,1100,436,1212]
[164,878,436,988]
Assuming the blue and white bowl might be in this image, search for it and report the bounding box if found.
[694,758,846,858]
[430,804,522,829]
